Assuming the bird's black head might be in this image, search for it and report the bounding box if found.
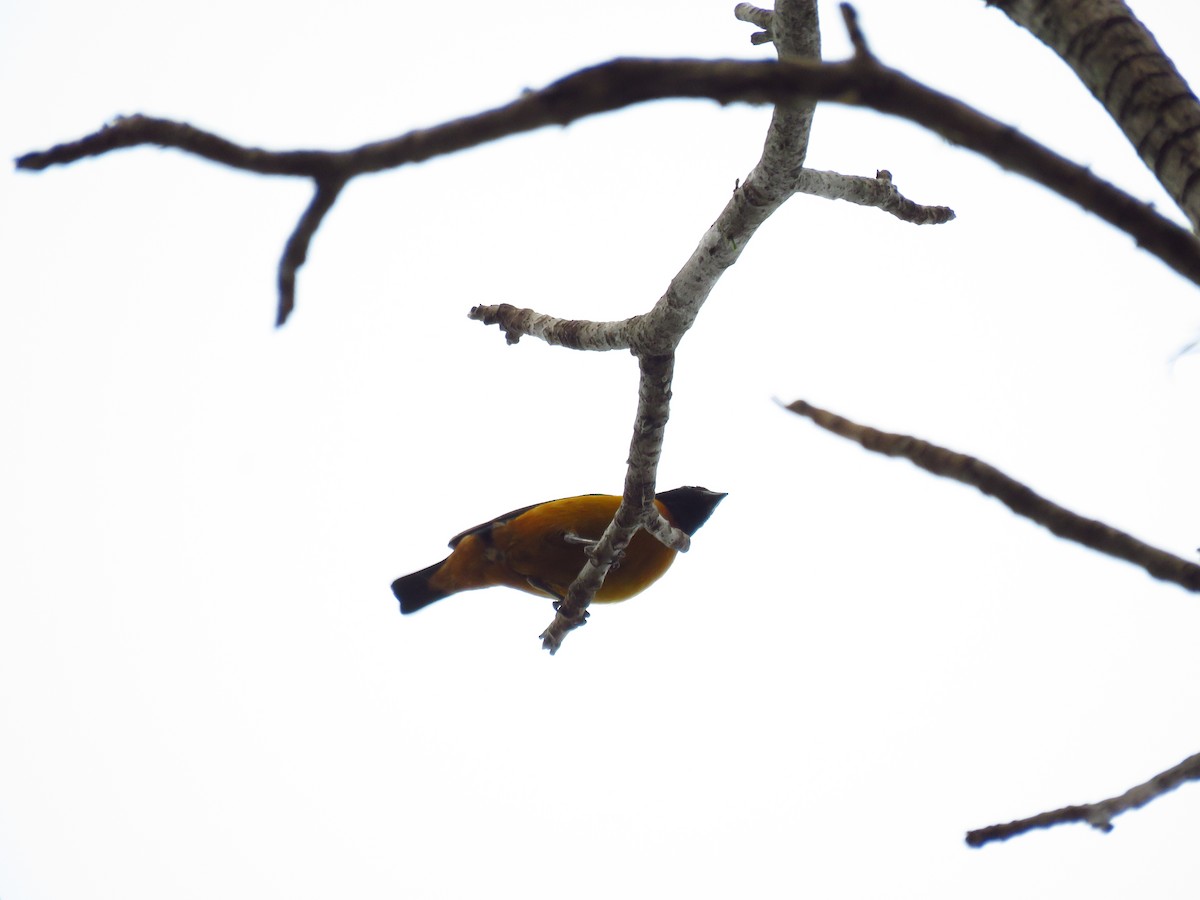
[656,486,727,536]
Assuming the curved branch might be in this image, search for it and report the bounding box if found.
[785,399,1200,593]
[20,57,1200,300]
[16,115,346,177]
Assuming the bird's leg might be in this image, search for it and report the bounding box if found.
[563,531,624,569]
[537,579,589,622]
[562,531,595,547]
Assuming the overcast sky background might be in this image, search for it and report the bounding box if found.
[5,1,1200,898]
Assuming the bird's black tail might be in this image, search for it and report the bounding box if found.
[392,559,452,614]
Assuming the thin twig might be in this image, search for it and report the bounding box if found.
[733,2,773,45]
[794,168,956,224]
[839,2,871,58]
[278,176,345,326]
[466,303,638,350]
[967,750,1200,846]
[785,399,1200,592]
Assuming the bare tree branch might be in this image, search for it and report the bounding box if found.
[20,32,1199,321]
[991,0,1200,231]
[785,399,1200,593]
[17,115,347,178]
[540,352,679,653]
[277,176,345,326]
[734,3,774,45]
[838,1,871,57]
[542,0,823,652]
[466,303,638,350]
[795,168,956,224]
[967,750,1200,847]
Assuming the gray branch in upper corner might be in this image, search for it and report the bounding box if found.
[991,0,1200,231]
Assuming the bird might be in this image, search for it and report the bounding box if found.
[391,486,726,614]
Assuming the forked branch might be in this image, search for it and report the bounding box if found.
[20,13,1197,323]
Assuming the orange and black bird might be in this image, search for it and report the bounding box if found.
[391,486,726,614]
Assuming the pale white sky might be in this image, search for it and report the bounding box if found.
[4,1,1200,898]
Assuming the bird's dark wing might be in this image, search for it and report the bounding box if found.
[445,493,608,548]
